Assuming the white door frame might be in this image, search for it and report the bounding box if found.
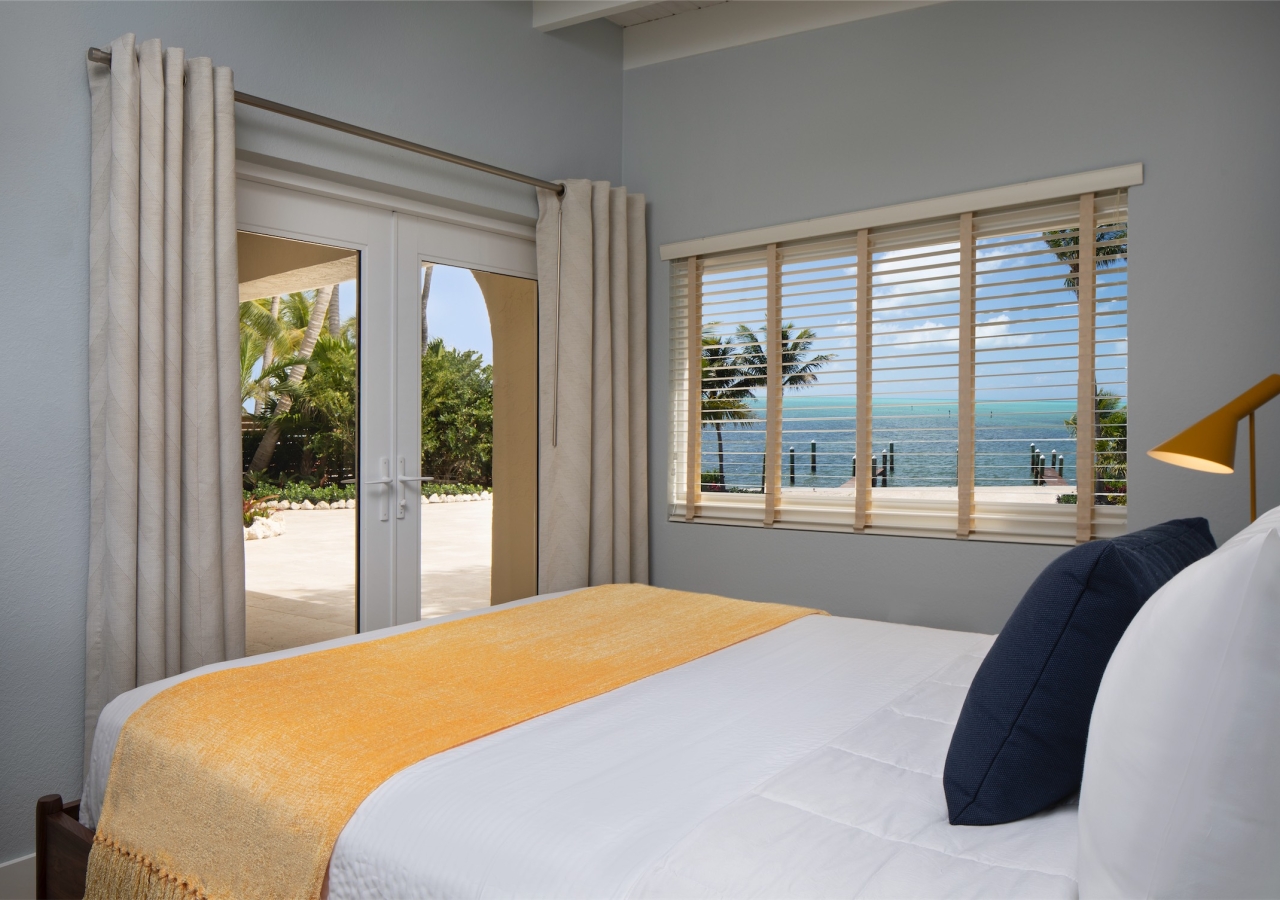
[238,163,537,631]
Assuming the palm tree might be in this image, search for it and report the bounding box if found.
[732,323,834,391]
[1043,225,1127,288]
[699,322,833,489]
[241,331,263,408]
[240,297,284,409]
[249,284,338,473]
[327,285,341,337]
[420,263,435,355]
[700,329,756,485]
[258,296,281,413]
[1046,213,1128,505]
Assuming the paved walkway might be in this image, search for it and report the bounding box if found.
[244,501,492,655]
[421,501,493,619]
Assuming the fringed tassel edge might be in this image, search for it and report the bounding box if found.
[84,835,207,900]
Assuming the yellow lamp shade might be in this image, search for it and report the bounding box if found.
[1147,375,1280,474]
[1148,408,1239,473]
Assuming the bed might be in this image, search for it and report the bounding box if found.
[49,589,1078,899]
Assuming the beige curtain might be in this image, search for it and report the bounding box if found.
[85,34,243,767]
[535,180,648,592]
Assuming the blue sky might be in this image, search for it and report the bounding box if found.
[698,224,1128,406]
[422,264,493,363]
[696,221,1128,480]
[336,279,356,324]
[335,266,496,362]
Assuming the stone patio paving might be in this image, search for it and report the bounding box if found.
[244,500,492,655]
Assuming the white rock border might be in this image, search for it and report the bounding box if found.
[426,491,491,504]
[243,513,286,541]
[260,498,356,511]
[252,493,489,513]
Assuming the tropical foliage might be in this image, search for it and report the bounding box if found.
[421,337,493,486]
[1064,389,1128,505]
[242,288,356,486]
[241,290,494,492]
[243,495,276,527]
[272,331,358,480]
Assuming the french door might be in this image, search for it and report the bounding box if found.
[237,173,536,635]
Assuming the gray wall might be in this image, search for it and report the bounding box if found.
[0,1,621,865]
[624,3,1280,630]
[5,0,1280,874]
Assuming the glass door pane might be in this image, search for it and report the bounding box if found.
[238,231,359,654]
[405,263,541,620]
[418,263,494,618]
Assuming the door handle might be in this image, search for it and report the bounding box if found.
[364,457,392,521]
[395,457,434,519]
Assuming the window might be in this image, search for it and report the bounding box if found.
[669,175,1132,544]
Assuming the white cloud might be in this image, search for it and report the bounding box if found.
[872,320,959,352]
[975,313,1035,350]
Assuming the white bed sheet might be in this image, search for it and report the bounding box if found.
[85,594,1079,899]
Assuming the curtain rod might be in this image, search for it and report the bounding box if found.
[87,46,565,196]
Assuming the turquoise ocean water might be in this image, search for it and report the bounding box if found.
[701,397,1078,492]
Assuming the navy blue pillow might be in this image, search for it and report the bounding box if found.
[944,517,1216,826]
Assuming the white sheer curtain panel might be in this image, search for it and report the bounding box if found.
[85,34,243,768]
[535,180,649,592]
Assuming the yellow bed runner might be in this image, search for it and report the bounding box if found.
[85,584,824,900]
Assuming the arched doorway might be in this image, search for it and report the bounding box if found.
[419,264,537,616]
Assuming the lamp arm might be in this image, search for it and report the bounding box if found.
[1230,377,1278,521]
[1223,374,1280,420]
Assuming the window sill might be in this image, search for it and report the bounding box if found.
[669,491,1126,546]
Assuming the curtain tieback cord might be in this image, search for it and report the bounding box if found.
[552,195,563,447]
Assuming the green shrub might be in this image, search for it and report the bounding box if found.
[246,482,355,504]
[242,495,275,527]
[244,480,488,505]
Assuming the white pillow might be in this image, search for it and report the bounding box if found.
[1078,529,1280,899]
[1220,502,1280,551]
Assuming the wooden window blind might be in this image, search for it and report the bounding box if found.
[669,187,1129,545]
[867,219,963,534]
[779,235,860,504]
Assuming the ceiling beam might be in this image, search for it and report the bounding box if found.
[623,0,940,69]
[532,0,652,32]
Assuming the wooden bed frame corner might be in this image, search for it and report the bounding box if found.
[35,795,92,900]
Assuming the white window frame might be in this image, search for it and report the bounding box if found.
[665,165,1142,545]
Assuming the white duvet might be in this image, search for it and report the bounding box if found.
[84,592,1078,899]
